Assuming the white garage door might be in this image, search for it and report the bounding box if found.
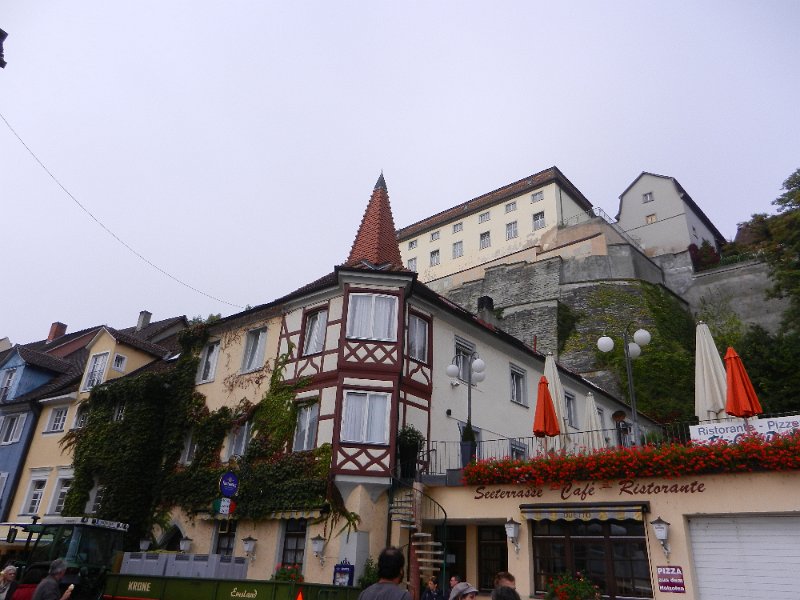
[689,515,800,599]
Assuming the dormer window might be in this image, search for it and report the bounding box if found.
[83,353,109,391]
[0,368,17,402]
[112,353,127,372]
[346,294,398,342]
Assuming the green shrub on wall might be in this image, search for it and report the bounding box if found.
[63,325,351,548]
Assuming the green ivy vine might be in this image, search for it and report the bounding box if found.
[63,325,358,549]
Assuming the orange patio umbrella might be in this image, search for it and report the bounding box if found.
[533,376,561,438]
[724,347,763,419]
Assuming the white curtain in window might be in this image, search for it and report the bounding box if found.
[365,394,388,443]
[242,328,267,371]
[342,393,365,441]
[294,403,319,450]
[347,296,372,338]
[409,315,427,361]
[374,296,396,340]
[303,311,328,355]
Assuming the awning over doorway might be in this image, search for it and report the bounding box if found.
[520,502,649,522]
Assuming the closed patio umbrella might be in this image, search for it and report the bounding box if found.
[695,322,727,422]
[534,376,560,453]
[582,392,606,452]
[724,347,763,420]
[543,353,568,453]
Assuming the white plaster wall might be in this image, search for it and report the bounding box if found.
[619,176,692,256]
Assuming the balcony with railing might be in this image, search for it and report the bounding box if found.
[417,411,799,477]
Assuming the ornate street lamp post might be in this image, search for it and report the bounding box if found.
[597,326,651,446]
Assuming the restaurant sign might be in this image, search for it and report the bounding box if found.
[656,566,686,593]
[690,414,800,443]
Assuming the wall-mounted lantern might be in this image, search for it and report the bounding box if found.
[242,536,257,561]
[504,518,521,554]
[311,534,326,566]
[650,517,671,558]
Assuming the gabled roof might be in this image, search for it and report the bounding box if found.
[397,166,593,240]
[118,316,188,343]
[617,172,726,245]
[103,327,171,359]
[344,174,407,271]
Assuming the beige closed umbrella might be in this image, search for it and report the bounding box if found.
[543,353,569,453]
[695,322,727,422]
[582,392,606,452]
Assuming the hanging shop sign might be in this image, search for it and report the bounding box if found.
[333,559,355,587]
[219,471,239,498]
[212,497,237,516]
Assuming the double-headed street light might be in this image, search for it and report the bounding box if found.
[597,326,651,446]
[445,352,486,428]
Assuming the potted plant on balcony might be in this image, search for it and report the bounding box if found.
[397,424,425,479]
[460,421,477,467]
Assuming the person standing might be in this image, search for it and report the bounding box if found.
[493,572,515,589]
[0,566,17,600]
[446,575,462,599]
[421,576,444,600]
[448,581,479,600]
[31,560,73,600]
[357,548,411,600]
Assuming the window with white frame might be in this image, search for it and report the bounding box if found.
[346,294,398,341]
[241,327,267,372]
[596,407,605,430]
[479,231,491,249]
[227,421,252,459]
[112,353,127,372]
[564,391,577,428]
[430,249,440,266]
[478,211,491,223]
[83,353,109,391]
[430,230,440,241]
[510,365,527,406]
[408,314,429,363]
[532,191,544,203]
[293,402,319,451]
[181,430,197,464]
[453,222,463,233]
[642,192,654,203]
[0,413,25,444]
[112,401,125,422]
[0,368,17,402]
[74,405,89,429]
[302,310,328,356]
[505,201,517,213]
[645,213,657,225]
[408,240,418,250]
[341,391,390,444]
[197,341,220,383]
[506,221,518,240]
[454,338,476,382]
[25,479,47,514]
[0,473,7,499]
[533,211,546,230]
[46,407,68,432]
[51,478,72,514]
[407,257,417,272]
[452,241,463,258]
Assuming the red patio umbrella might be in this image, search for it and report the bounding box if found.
[724,347,763,419]
[534,376,561,438]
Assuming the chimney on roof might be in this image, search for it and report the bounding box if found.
[47,322,67,343]
[0,337,10,352]
[476,296,500,328]
[137,310,152,331]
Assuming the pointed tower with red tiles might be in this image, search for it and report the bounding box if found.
[344,173,405,270]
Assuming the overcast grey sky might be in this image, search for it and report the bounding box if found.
[1,1,798,345]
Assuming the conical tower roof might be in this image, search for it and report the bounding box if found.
[344,174,406,270]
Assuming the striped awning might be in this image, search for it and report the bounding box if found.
[520,502,648,522]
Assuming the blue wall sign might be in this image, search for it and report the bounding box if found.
[219,472,239,498]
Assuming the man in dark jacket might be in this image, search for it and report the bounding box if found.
[31,560,73,600]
